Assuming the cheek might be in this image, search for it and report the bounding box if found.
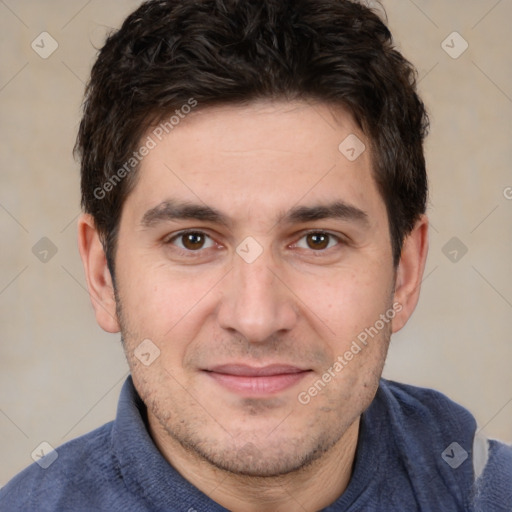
[116,261,230,374]
[117,257,215,329]
[305,267,392,340]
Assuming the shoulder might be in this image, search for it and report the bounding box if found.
[376,378,478,436]
[372,379,478,508]
[0,421,127,511]
[374,380,512,510]
[472,437,512,511]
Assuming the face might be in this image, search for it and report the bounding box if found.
[105,101,403,476]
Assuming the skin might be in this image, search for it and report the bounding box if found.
[78,100,429,512]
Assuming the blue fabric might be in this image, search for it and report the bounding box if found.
[1,376,511,511]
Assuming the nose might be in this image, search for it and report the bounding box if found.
[216,245,298,343]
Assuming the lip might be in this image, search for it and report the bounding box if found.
[203,364,312,395]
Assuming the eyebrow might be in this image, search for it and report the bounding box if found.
[140,198,369,229]
[281,201,369,227]
[141,199,232,229]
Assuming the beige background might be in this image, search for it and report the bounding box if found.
[1,0,511,485]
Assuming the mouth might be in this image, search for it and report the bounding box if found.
[202,364,312,396]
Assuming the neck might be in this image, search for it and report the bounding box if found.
[149,416,360,512]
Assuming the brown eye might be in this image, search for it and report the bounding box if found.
[306,232,330,250]
[294,231,341,252]
[181,232,206,250]
[168,231,215,252]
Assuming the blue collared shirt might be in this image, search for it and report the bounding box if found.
[1,376,511,511]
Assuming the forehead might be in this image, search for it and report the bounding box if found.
[123,100,385,228]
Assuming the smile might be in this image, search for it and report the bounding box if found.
[203,364,312,395]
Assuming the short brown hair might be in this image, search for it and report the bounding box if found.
[75,0,429,275]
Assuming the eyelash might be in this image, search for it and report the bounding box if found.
[164,229,345,257]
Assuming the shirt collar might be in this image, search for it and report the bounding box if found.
[111,375,382,511]
[111,376,228,511]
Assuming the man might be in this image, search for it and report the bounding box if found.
[1,0,511,510]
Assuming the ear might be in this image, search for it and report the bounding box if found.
[77,213,120,333]
[391,215,429,333]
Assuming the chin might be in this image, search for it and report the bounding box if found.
[170,424,340,478]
